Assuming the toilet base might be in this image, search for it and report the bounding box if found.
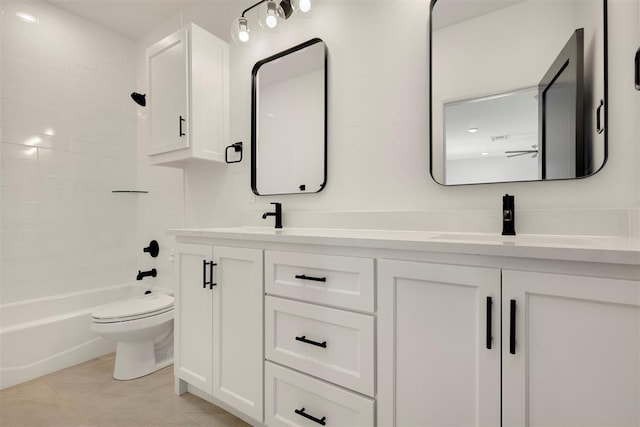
[114,340,153,380]
[112,330,174,380]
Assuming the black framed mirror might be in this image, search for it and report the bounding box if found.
[251,38,327,196]
[429,0,607,186]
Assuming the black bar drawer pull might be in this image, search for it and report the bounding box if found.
[203,260,217,289]
[486,296,493,350]
[295,335,327,348]
[295,408,326,426]
[179,115,186,137]
[509,299,516,354]
[295,274,327,282]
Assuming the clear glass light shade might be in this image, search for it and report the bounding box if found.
[292,0,313,16]
[231,17,251,45]
[259,0,284,30]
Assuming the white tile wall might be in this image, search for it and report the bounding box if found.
[1,1,139,304]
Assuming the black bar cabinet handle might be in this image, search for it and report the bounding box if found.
[295,335,327,348]
[202,260,207,288]
[486,296,493,350]
[209,261,217,289]
[179,115,186,137]
[295,408,326,426]
[203,260,217,289]
[509,299,517,354]
[295,274,327,282]
[596,100,604,134]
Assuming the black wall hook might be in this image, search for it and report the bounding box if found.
[143,240,159,257]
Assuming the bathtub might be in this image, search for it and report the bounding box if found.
[0,283,166,390]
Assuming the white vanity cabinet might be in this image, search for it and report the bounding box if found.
[175,243,263,422]
[145,23,229,167]
[170,227,639,427]
[264,250,376,426]
[378,260,640,427]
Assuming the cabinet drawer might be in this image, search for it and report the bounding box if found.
[265,361,375,427]
[265,296,375,396]
[265,250,374,312]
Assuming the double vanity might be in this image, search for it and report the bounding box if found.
[169,226,640,426]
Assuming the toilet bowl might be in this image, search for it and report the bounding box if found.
[91,292,174,380]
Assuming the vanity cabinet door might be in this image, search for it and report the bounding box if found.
[175,243,214,395]
[211,246,263,421]
[502,270,640,427]
[378,260,501,427]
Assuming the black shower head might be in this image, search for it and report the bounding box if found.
[131,92,146,107]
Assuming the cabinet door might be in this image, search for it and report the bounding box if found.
[502,270,640,427]
[378,260,501,427]
[147,28,189,155]
[175,243,213,394]
[211,246,263,421]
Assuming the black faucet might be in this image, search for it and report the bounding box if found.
[502,194,516,236]
[262,202,283,229]
[137,268,157,281]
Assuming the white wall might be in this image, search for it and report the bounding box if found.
[0,0,139,304]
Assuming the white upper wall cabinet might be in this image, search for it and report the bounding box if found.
[146,23,229,167]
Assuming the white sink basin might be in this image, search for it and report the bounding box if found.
[429,233,604,247]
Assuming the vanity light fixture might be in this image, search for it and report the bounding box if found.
[231,0,314,46]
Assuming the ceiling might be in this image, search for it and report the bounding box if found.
[45,0,202,40]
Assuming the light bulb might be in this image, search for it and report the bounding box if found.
[259,0,284,31]
[231,17,251,46]
[293,0,313,16]
[265,14,278,28]
[298,0,311,13]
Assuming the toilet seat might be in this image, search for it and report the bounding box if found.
[92,293,174,324]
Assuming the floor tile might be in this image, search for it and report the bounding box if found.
[0,354,250,427]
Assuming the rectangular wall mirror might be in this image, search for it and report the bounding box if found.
[251,38,327,196]
[430,0,607,186]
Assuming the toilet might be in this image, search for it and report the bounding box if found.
[91,292,174,380]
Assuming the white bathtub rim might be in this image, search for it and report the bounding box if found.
[1,283,173,330]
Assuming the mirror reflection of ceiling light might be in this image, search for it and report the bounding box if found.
[467,127,479,133]
[16,11,39,24]
[481,152,489,156]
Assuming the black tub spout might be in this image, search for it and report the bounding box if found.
[137,268,157,280]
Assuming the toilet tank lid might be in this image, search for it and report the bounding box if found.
[92,293,174,319]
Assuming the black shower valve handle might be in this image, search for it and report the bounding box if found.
[143,240,159,258]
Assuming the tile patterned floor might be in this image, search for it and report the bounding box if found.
[0,354,251,427]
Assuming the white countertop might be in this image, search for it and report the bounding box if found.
[169,227,640,266]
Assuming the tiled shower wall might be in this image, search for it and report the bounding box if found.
[1,1,139,304]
